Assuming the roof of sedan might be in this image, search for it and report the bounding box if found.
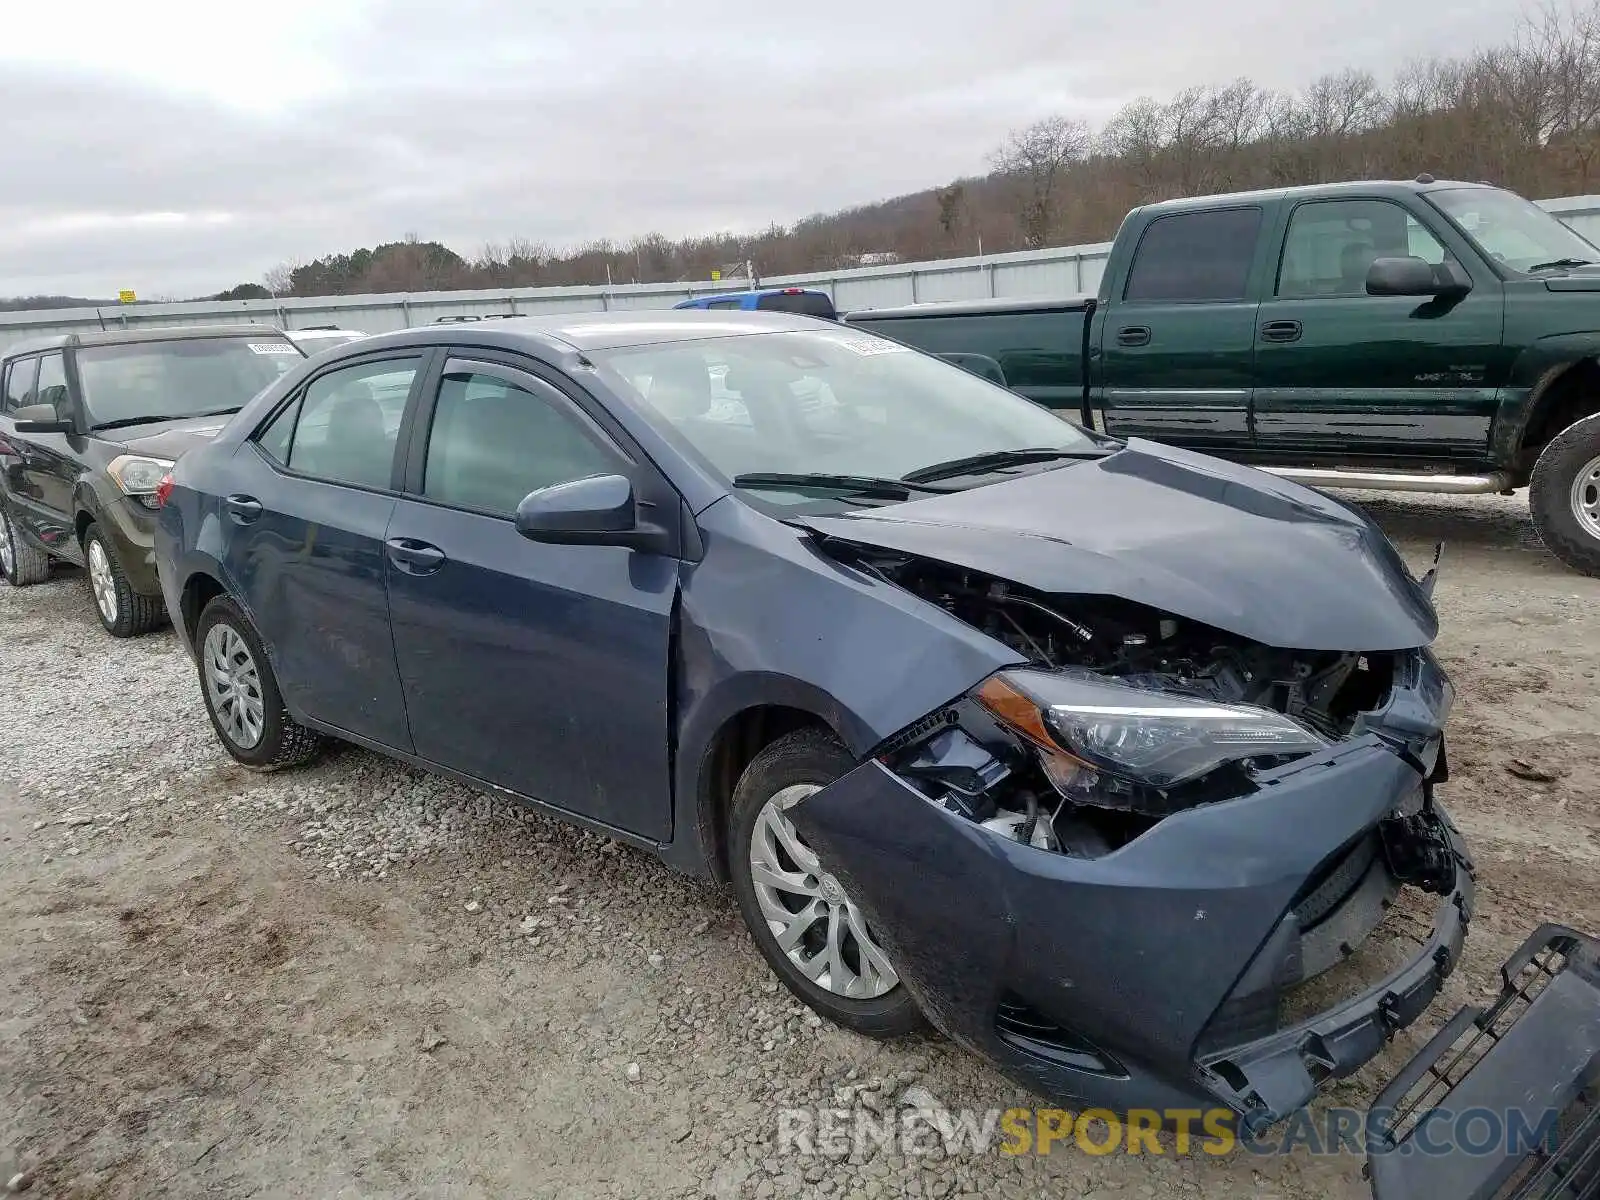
[357,308,833,354]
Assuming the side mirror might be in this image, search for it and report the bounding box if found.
[12,403,73,435]
[1366,256,1472,299]
[514,473,639,545]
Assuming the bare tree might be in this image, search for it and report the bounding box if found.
[990,116,1092,247]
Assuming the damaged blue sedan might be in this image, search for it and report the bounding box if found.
[153,312,1600,1195]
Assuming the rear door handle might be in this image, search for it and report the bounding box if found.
[385,537,446,576]
[1116,325,1152,348]
[224,494,263,524]
[1260,319,1303,343]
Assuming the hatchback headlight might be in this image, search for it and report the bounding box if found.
[106,454,177,510]
[975,667,1328,791]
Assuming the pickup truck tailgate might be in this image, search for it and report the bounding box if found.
[1368,925,1600,1199]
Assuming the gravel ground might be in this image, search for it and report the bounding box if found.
[2,491,1598,1199]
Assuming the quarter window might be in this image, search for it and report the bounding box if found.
[422,368,617,516]
[257,358,418,489]
[1123,208,1262,302]
[1277,199,1453,298]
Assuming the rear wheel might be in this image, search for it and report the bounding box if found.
[82,522,163,637]
[727,728,924,1038]
[195,594,324,771]
[1530,412,1600,576]
[0,506,50,586]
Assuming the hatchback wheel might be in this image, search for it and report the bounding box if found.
[0,506,50,586]
[82,522,163,636]
[728,728,924,1038]
[196,594,324,771]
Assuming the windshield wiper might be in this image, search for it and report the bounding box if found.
[732,472,948,500]
[90,406,242,432]
[1527,257,1595,272]
[901,446,1102,484]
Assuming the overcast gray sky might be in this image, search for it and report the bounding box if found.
[0,0,1530,298]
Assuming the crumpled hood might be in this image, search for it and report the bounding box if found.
[117,415,233,461]
[795,437,1438,652]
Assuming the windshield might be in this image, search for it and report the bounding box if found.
[592,328,1099,505]
[1428,187,1600,272]
[77,337,304,428]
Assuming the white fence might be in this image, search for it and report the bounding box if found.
[5,194,1600,354]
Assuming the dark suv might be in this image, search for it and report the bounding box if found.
[0,325,304,635]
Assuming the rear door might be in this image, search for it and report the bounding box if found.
[1099,206,1266,449]
[220,350,427,750]
[384,355,678,840]
[1252,196,1505,457]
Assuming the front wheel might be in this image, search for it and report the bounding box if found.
[195,594,324,771]
[1530,412,1600,576]
[83,522,163,636]
[728,728,924,1038]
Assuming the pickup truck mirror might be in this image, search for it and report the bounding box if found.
[12,403,74,434]
[1366,256,1471,299]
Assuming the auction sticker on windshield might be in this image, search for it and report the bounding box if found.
[247,342,300,355]
[814,330,911,356]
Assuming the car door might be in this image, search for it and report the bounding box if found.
[384,355,678,840]
[1252,196,1506,457]
[1099,205,1265,449]
[6,352,84,554]
[220,350,427,750]
[0,355,42,520]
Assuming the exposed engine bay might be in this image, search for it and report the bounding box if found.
[834,546,1402,859]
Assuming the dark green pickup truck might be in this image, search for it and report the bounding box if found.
[844,178,1600,575]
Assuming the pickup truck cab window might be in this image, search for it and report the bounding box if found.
[1277,199,1452,298]
[1122,207,1262,303]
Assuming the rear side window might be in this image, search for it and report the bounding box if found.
[756,291,837,319]
[422,367,617,516]
[1123,208,1263,303]
[3,357,39,413]
[258,357,419,489]
[35,353,68,417]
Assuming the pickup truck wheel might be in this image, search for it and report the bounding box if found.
[1530,412,1600,576]
[0,506,51,586]
[728,728,925,1039]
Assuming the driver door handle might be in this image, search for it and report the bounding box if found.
[386,537,446,575]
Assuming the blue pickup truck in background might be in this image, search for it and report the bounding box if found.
[674,287,837,319]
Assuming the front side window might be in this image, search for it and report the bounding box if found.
[422,367,618,516]
[2,357,38,413]
[35,353,68,417]
[593,327,1100,507]
[1278,199,1452,298]
[1429,186,1600,273]
[76,336,304,430]
[1123,207,1262,302]
[271,358,418,489]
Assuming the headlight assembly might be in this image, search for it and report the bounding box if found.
[975,668,1329,791]
[106,455,176,508]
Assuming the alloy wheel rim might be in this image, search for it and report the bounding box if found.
[749,783,899,1000]
[0,514,13,577]
[87,539,117,622]
[203,623,266,749]
[1571,455,1600,541]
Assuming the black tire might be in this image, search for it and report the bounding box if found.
[728,727,924,1038]
[0,505,50,586]
[194,594,324,771]
[82,522,164,637]
[1530,411,1600,576]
